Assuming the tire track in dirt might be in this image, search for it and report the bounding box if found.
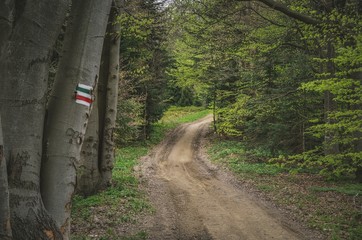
[139,116,310,240]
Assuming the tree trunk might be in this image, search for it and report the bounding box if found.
[97,27,110,167]
[41,0,112,238]
[0,0,14,56]
[0,115,12,240]
[0,1,69,239]
[77,87,101,196]
[323,42,339,155]
[256,0,320,24]
[99,0,122,188]
[212,82,217,133]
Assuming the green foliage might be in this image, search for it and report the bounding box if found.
[278,33,362,179]
[208,139,282,176]
[117,0,172,142]
[159,106,211,124]
[309,184,362,196]
[116,98,144,145]
[273,150,362,179]
[166,0,321,156]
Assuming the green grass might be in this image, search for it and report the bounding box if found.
[257,184,276,192]
[72,147,151,223]
[309,184,362,196]
[308,210,362,240]
[208,140,282,176]
[159,106,211,124]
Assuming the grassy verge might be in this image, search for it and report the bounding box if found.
[71,147,151,240]
[71,106,211,239]
[207,139,362,240]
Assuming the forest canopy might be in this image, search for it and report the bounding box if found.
[162,0,362,180]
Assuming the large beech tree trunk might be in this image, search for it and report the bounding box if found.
[100,0,122,188]
[76,11,110,195]
[0,115,11,239]
[41,0,112,238]
[0,1,70,239]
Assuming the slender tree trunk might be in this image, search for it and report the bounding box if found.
[98,15,111,177]
[0,115,12,240]
[212,82,217,133]
[77,88,101,196]
[323,91,339,154]
[355,128,362,182]
[323,42,339,155]
[41,0,112,238]
[143,89,149,139]
[99,0,122,188]
[0,1,69,239]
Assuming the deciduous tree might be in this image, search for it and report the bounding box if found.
[41,0,112,237]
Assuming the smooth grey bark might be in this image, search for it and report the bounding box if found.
[0,115,12,240]
[77,86,101,196]
[98,26,110,153]
[0,0,13,56]
[0,1,69,239]
[41,0,112,238]
[77,1,122,190]
[100,0,122,188]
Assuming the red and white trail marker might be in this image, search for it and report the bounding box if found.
[75,83,93,107]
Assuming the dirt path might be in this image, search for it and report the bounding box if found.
[139,116,309,240]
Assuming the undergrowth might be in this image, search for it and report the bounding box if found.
[208,140,282,177]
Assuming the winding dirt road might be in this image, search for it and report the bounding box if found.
[139,116,309,239]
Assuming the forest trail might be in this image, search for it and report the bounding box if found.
[139,116,310,240]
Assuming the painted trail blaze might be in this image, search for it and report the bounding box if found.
[75,83,93,107]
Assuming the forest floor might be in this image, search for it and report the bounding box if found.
[72,110,362,240]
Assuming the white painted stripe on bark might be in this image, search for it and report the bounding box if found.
[78,83,93,91]
[76,99,91,107]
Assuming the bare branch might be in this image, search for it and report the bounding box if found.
[249,0,320,25]
[248,7,287,27]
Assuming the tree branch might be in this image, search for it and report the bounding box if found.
[248,7,287,27]
[251,0,320,25]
